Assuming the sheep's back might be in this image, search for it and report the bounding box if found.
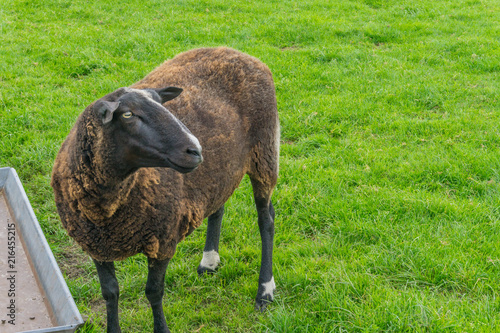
[132,47,278,217]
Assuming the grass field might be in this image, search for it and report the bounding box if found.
[2,0,500,331]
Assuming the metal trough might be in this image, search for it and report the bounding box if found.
[0,167,84,333]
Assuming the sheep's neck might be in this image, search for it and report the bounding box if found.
[73,161,137,223]
[72,122,138,223]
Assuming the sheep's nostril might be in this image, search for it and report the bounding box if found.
[186,147,202,160]
[186,148,200,156]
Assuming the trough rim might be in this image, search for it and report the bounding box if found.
[0,167,84,333]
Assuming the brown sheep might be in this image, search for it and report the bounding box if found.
[51,47,279,333]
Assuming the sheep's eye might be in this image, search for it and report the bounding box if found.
[122,111,133,119]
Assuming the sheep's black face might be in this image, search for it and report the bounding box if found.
[93,87,203,174]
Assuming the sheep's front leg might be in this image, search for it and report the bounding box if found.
[197,205,224,275]
[93,260,121,333]
[254,198,276,312]
[146,257,170,333]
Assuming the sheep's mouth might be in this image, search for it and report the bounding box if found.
[125,148,201,173]
[167,158,200,173]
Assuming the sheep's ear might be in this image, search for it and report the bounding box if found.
[94,100,121,125]
[154,87,183,103]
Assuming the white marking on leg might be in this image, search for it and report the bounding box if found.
[200,250,220,270]
[261,276,275,298]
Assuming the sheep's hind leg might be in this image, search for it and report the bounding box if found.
[250,179,276,312]
[146,257,171,333]
[94,260,121,333]
[197,205,224,275]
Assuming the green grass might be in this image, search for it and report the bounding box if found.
[2,0,500,331]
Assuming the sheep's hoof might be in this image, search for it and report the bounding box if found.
[255,294,273,312]
[255,276,275,312]
[197,265,217,276]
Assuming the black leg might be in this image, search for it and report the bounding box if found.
[146,257,170,333]
[93,260,121,333]
[197,205,224,275]
[254,198,275,312]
